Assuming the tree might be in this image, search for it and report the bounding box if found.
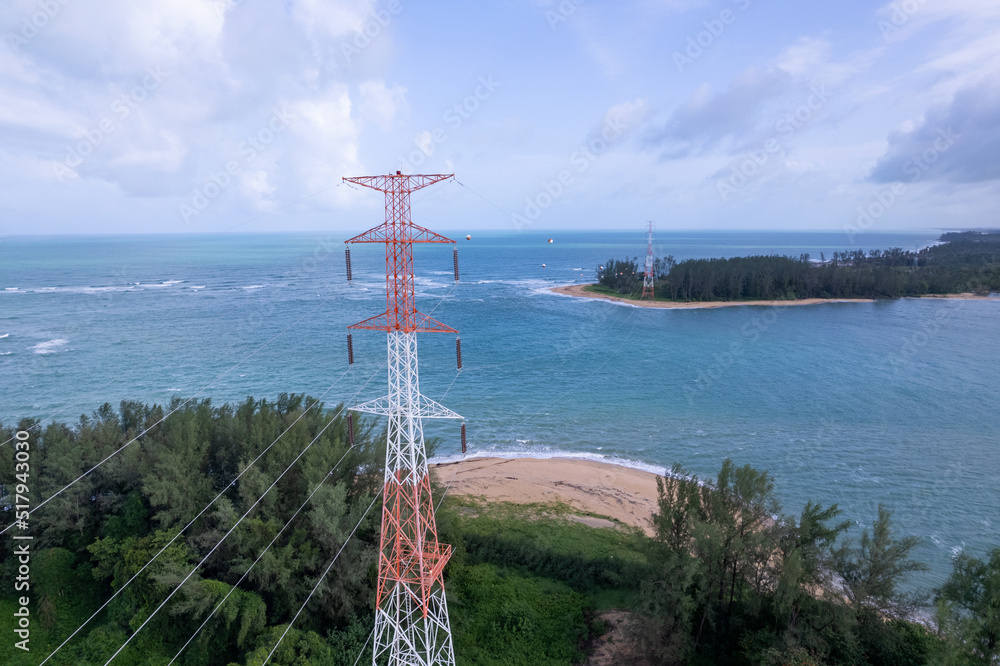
[651,464,704,555]
[773,502,850,636]
[833,504,928,618]
[639,464,704,663]
[936,547,1000,663]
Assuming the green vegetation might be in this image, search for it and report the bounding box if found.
[596,231,1000,302]
[1,396,382,666]
[3,401,998,664]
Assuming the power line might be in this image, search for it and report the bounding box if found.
[37,365,374,665]
[101,384,373,665]
[0,377,120,449]
[166,434,363,664]
[261,490,382,665]
[2,295,346,536]
[453,178,519,224]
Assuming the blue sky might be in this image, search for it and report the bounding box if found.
[1,0,998,235]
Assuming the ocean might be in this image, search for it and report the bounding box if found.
[2,229,998,593]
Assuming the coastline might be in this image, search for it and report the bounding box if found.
[429,456,662,535]
[549,283,996,309]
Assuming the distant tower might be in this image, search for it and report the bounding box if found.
[344,171,463,666]
[642,221,655,299]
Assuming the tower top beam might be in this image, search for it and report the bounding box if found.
[343,172,457,333]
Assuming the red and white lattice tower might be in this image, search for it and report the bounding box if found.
[642,221,655,299]
[344,171,461,666]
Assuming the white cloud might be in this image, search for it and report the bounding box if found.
[292,0,376,38]
[282,87,364,204]
[358,80,409,132]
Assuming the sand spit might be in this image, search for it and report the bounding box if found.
[430,456,662,536]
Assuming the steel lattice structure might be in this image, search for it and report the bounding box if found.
[344,171,461,666]
[642,221,655,299]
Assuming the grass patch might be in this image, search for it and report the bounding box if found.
[436,497,654,664]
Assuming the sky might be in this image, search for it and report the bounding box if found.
[1,0,999,235]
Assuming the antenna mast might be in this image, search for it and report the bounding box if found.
[344,171,462,666]
[642,221,655,299]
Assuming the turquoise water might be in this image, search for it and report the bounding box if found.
[2,230,998,592]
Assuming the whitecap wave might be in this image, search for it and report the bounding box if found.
[31,339,68,354]
[17,285,138,295]
[242,284,266,290]
[0,351,12,356]
[429,448,669,477]
[0,333,9,339]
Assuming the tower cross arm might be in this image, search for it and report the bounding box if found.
[342,173,454,194]
[345,221,455,245]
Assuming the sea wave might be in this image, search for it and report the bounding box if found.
[32,339,68,354]
[1,284,139,295]
[0,333,9,339]
[429,448,668,477]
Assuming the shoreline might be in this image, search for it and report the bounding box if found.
[548,283,997,309]
[429,456,663,535]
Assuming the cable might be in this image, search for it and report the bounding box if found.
[351,626,376,666]
[219,184,339,233]
[2,183,352,446]
[2,295,346,536]
[167,435,365,664]
[453,178,520,223]
[102,387,366,665]
[0,376,120,448]
[261,490,382,665]
[37,364,377,665]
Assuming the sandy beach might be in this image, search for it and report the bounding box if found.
[548,284,875,308]
[549,283,996,309]
[430,457,663,535]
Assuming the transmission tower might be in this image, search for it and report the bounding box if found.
[642,221,655,299]
[343,171,463,666]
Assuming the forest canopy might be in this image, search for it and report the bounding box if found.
[596,231,1000,301]
[2,398,998,665]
